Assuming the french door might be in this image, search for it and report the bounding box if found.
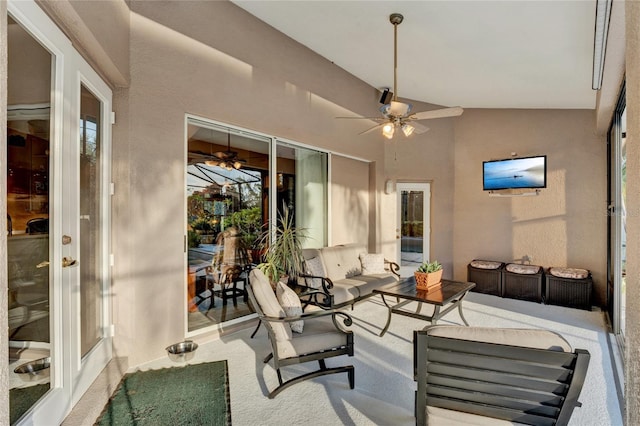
[7,1,112,424]
[396,182,431,277]
[608,84,626,342]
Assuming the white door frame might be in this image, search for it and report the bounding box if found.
[396,182,431,269]
[8,1,113,423]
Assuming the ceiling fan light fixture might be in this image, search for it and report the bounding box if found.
[389,101,411,116]
[382,123,395,139]
[205,159,218,167]
[401,123,415,137]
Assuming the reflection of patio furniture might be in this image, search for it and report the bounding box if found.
[9,306,49,339]
[206,227,250,306]
[26,217,48,234]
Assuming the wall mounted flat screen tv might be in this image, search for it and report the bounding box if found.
[483,155,547,191]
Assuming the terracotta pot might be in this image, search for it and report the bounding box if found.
[414,269,443,291]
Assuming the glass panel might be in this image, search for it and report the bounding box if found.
[186,120,269,332]
[276,142,328,248]
[79,85,103,357]
[400,190,424,267]
[7,16,52,423]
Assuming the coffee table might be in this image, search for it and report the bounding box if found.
[373,277,476,337]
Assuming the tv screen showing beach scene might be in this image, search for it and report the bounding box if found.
[483,156,546,190]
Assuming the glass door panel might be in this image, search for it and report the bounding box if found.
[396,183,431,277]
[79,85,103,357]
[7,2,113,422]
[276,141,327,248]
[7,15,52,423]
[186,119,269,333]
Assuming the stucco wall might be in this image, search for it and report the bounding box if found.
[38,0,130,87]
[1,3,9,424]
[625,2,640,423]
[331,155,369,246]
[119,1,391,364]
[452,109,607,306]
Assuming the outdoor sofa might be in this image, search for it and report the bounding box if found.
[298,243,400,309]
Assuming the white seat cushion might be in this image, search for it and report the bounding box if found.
[426,406,528,426]
[549,267,590,279]
[249,269,292,341]
[505,263,541,275]
[275,312,348,359]
[469,260,502,270]
[426,325,571,352]
[320,244,366,280]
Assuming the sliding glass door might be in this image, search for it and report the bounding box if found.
[185,118,328,334]
[608,84,626,344]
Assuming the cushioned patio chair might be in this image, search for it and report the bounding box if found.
[247,268,355,398]
[414,325,590,426]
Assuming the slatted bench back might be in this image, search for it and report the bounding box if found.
[414,331,590,426]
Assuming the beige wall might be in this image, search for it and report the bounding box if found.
[453,109,607,305]
[38,0,130,87]
[115,1,389,364]
[625,2,640,423]
[1,2,9,424]
[331,155,369,246]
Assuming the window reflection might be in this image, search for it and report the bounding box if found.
[7,15,52,424]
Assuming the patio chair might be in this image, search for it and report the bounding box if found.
[247,268,355,398]
[414,325,590,426]
[206,227,250,306]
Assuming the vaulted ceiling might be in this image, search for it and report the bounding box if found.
[233,1,598,110]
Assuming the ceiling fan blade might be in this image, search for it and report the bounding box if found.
[411,122,430,134]
[336,116,385,121]
[410,106,464,121]
[359,123,387,135]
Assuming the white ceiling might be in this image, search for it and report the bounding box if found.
[232,1,597,110]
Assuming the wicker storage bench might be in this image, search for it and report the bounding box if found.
[545,267,592,310]
[467,260,504,296]
[502,264,543,303]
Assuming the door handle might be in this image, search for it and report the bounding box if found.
[62,257,78,268]
[36,261,50,268]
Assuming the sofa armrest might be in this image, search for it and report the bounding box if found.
[296,274,335,308]
[385,259,401,278]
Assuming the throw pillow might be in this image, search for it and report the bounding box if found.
[360,252,386,275]
[304,256,325,289]
[276,281,304,333]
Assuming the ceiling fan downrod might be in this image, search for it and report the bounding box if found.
[390,13,403,103]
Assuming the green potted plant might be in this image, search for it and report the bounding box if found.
[257,205,308,287]
[414,260,443,291]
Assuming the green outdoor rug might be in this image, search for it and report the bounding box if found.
[10,383,49,424]
[96,360,231,426]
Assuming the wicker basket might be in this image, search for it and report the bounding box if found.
[415,269,443,291]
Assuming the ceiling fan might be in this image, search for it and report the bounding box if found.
[204,132,247,170]
[339,13,463,139]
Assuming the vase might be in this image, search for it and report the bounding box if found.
[414,269,443,291]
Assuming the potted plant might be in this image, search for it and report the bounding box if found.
[414,260,443,291]
[257,205,308,287]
